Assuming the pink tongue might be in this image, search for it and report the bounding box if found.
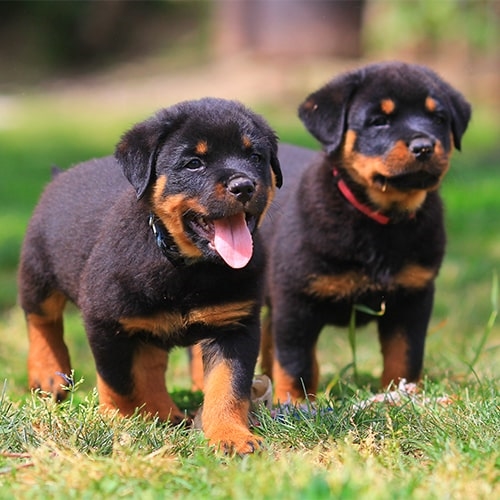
[213,213,253,269]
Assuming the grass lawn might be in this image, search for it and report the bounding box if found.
[0,92,498,498]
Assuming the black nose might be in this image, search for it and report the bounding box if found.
[409,137,435,160]
[227,176,256,204]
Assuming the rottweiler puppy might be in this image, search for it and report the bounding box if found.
[18,98,282,454]
[260,62,471,402]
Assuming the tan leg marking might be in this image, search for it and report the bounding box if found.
[201,361,261,454]
[189,343,204,392]
[380,331,412,387]
[272,353,318,404]
[97,344,184,424]
[27,291,71,400]
[259,309,273,377]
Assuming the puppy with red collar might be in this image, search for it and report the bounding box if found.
[260,62,471,402]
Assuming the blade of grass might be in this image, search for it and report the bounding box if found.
[348,306,358,382]
[348,302,386,383]
[468,270,498,371]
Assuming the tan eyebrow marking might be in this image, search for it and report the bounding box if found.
[425,96,437,112]
[195,140,208,155]
[242,135,252,149]
[381,99,396,114]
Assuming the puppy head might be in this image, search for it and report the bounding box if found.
[299,62,471,212]
[115,98,281,268]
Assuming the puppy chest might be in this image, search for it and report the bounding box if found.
[306,263,437,301]
[119,299,257,339]
[116,268,260,339]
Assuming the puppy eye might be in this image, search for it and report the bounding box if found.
[249,153,262,163]
[185,158,203,170]
[369,116,389,127]
[433,113,447,125]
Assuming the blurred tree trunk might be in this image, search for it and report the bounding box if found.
[213,0,366,58]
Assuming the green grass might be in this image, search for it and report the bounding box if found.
[0,375,498,498]
[0,93,499,498]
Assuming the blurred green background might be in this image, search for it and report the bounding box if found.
[0,0,498,395]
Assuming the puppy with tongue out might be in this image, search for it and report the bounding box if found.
[19,98,281,455]
[120,99,283,453]
[145,106,282,271]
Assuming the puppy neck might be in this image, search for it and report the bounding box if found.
[148,214,186,266]
[332,168,391,224]
[332,168,418,224]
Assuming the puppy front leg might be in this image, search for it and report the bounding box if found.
[199,325,261,454]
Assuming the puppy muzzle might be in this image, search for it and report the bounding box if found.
[408,136,435,162]
[226,175,256,205]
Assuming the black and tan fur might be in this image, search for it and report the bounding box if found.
[18,98,282,454]
[260,62,471,402]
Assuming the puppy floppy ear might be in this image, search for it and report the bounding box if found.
[247,111,282,188]
[115,109,177,199]
[298,71,361,155]
[271,150,283,188]
[420,67,472,151]
[265,128,282,188]
[444,88,471,151]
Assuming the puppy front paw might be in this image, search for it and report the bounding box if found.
[207,426,263,455]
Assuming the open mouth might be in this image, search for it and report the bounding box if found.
[374,171,441,191]
[186,213,257,269]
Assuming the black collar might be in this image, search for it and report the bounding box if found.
[148,214,186,267]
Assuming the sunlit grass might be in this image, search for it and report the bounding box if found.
[1,373,498,498]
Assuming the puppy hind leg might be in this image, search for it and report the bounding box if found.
[259,306,274,378]
[26,291,72,402]
[96,342,185,424]
[272,345,319,404]
[188,343,204,392]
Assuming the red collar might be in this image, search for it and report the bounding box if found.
[333,168,390,225]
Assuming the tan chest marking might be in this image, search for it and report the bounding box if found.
[120,300,256,337]
[392,264,437,289]
[307,264,436,299]
[307,272,373,299]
